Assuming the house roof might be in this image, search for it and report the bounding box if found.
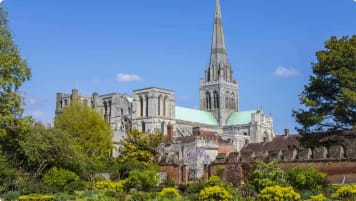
[226,110,256,126]
[175,106,219,126]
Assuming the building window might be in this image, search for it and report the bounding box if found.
[145,96,149,117]
[161,122,165,133]
[142,121,145,133]
[140,96,143,117]
[158,95,161,116]
[206,91,211,110]
[64,99,68,106]
[120,108,124,116]
[163,96,167,116]
[213,91,219,109]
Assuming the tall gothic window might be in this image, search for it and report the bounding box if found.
[145,96,149,117]
[158,95,161,116]
[163,96,167,116]
[161,122,165,133]
[140,96,143,117]
[206,91,211,110]
[231,92,235,110]
[213,91,219,109]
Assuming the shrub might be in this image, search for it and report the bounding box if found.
[336,185,356,199]
[257,185,301,201]
[124,168,159,192]
[248,160,286,193]
[19,194,55,201]
[3,190,20,201]
[198,185,232,201]
[206,176,221,186]
[186,180,207,194]
[95,180,125,191]
[42,167,79,192]
[287,166,326,190]
[310,194,326,201]
[54,192,76,201]
[158,187,181,199]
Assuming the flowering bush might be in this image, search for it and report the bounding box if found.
[158,187,181,199]
[198,185,232,201]
[95,180,125,191]
[257,185,301,201]
[336,185,356,199]
[310,194,326,201]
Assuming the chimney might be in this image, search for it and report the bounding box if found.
[167,124,174,144]
[284,129,289,136]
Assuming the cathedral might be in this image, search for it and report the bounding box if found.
[55,0,275,158]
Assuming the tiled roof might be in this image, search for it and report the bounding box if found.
[241,135,301,153]
[175,106,219,126]
[226,110,256,126]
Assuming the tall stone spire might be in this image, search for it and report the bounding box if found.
[210,0,228,67]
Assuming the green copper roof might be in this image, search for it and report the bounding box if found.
[226,110,256,126]
[175,106,219,126]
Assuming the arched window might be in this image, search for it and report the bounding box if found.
[145,96,149,117]
[120,108,124,116]
[163,96,167,116]
[231,92,235,110]
[213,91,219,109]
[64,99,68,106]
[140,96,143,117]
[158,95,161,116]
[206,91,211,110]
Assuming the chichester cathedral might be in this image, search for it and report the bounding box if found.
[55,0,275,172]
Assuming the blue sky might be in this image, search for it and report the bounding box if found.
[2,0,355,134]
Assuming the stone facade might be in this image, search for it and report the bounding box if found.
[54,0,276,180]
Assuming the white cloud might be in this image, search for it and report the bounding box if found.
[0,0,4,4]
[274,66,299,77]
[117,73,142,82]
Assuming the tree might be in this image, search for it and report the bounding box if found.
[19,124,80,178]
[0,6,31,137]
[118,129,162,177]
[54,101,113,158]
[248,160,286,193]
[293,35,356,133]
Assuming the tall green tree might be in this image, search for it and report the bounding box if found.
[19,124,81,178]
[293,35,356,133]
[0,6,31,137]
[54,101,113,158]
[118,129,162,175]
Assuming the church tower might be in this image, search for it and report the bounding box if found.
[200,0,239,126]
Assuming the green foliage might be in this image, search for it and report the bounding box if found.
[186,180,207,194]
[198,185,232,201]
[124,166,159,192]
[95,180,125,191]
[118,129,163,173]
[158,187,181,199]
[0,149,16,187]
[336,185,356,199]
[19,194,55,201]
[287,166,326,190]
[257,185,301,201]
[3,190,20,201]
[19,124,80,178]
[248,160,286,193]
[293,35,356,132]
[206,176,221,186]
[310,194,327,201]
[0,5,31,137]
[54,101,113,158]
[42,167,80,192]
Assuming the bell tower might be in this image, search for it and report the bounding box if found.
[200,0,239,126]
